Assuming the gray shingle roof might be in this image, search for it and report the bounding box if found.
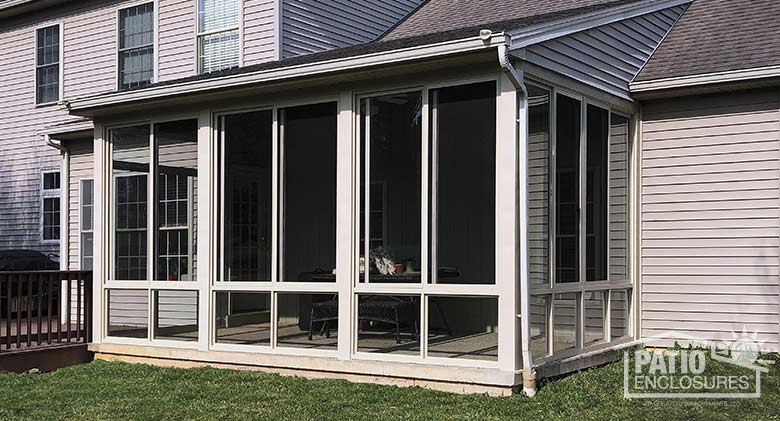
[635,0,780,82]
[382,0,644,41]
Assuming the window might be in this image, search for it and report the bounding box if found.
[118,3,154,90]
[197,0,240,74]
[112,125,150,280]
[358,92,421,284]
[41,171,60,241]
[36,25,60,104]
[155,119,198,282]
[81,179,95,270]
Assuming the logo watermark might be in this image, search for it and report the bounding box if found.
[624,329,769,399]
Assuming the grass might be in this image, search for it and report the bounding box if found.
[0,353,778,420]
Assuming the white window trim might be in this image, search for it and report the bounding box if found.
[194,0,244,75]
[40,169,62,244]
[34,22,64,106]
[115,0,159,91]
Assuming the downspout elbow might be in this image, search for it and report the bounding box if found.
[498,44,528,97]
[45,134,68,153]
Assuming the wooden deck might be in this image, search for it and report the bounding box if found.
[0,271,93,372]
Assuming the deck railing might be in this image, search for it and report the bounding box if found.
[0,271,92,351]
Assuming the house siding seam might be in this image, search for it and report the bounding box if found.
[281,0,423,59]
[524,5,687,99]
[640,89,780,351]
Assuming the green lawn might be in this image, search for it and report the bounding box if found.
[0,354,778,420]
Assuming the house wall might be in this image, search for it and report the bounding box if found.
[280,0,423,58]
[524,5,687,100]
[67,138,94,270]
[640,89,780,351]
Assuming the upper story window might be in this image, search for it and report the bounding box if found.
[118,3,154,90]
[36,25,61,104]
[41,171,61,242]
[197,0,240,74]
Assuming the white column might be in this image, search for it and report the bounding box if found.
[91,122,105,344]
[196,110,213,351]
[496,73,520,372]
[336,90,355,360]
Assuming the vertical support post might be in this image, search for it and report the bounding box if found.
[336,90,355,360]
[92,122,105,344]
[516,78,534,386]
[196,109,213,351]
[496,73,520,373]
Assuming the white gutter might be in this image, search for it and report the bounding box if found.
[66,33,507,113]
[630,64,780,92]
[507,0,692,50]
[497,40,536,398]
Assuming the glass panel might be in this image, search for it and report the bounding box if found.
[222,111,273,282]
[81,233,94,270]
[527,85,551,288]
[587,105,609,282]
[357,295,420,355]
[433,82,496,285]
[611,290,630,340]
[427,296,498,361]
[112,125,150,281]
[553,293,577,353]
[215,292,271,346]
[281,103,337,283]
[81,179,94,231]
[555,95,581,283]
[36,25,59,104]
[276,293,338,350]
[583,291,605,345]
[610,114,630,281]
[118,3,154,89]
[153,290,198,342]
[155,119,198,282]
[43,172,60,190]
[36,64,59,104]
[530,295,549,359]
[199,0,240,33]
[42,197,60,240]
[107,289,148,338]
[199,30,239,74]
[359,92,422,283]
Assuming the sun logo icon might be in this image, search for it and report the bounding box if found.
[710,328,768,372]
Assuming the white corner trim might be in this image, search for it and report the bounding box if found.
[507,0,692,50]
[629,65,780,92]
[65,33,507,113]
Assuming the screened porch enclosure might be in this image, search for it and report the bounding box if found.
[96,71,635,378]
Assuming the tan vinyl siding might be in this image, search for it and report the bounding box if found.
[525,5,687,99]
[158,0,196,81]
[640,89,780,351]
[243,0,277,65]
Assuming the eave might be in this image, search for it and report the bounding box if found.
[65,33,508,116]
[630,65,780,93]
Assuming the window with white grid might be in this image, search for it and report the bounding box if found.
[41,171,61,242]
[36,25,60,104]
[118,3,154,90]
[197,0,240,74]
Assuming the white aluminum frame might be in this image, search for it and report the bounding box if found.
[79,178,95,270]
[523,76,637,364]
[102,112,203,349]
[40,169,62,244]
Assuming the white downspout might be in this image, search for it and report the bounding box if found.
[498,42,536,397]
